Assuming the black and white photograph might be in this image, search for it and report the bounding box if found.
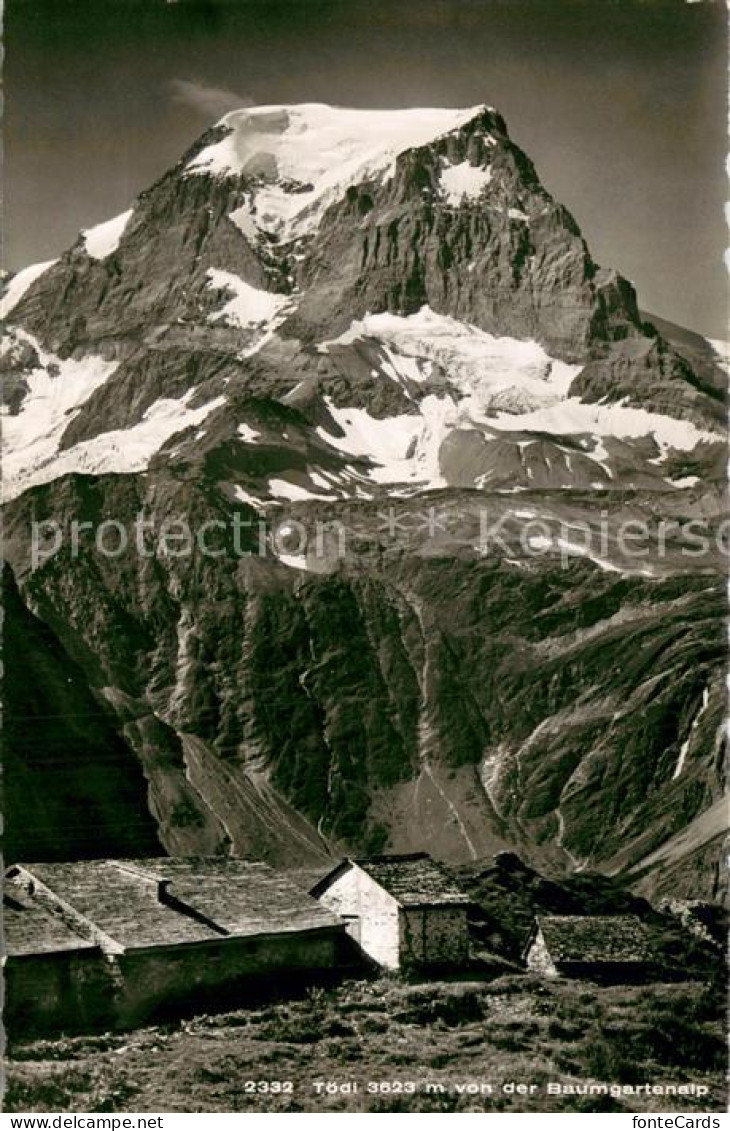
[2,0,727,1119]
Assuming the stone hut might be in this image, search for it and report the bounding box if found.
[5,858,345,1035]
[3,883,108,1035]
[310,852,471,970]
[523,915,654,981]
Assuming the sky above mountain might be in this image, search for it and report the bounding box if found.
[5,0,727,339]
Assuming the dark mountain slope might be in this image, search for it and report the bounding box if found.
[1,104,726,896]
[2,564,162,863]
[4,472,725,893]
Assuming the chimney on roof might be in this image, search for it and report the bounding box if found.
[110,861,171,904]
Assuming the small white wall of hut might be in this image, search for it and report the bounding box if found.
[316,865,401,969]
[525,928,558,977]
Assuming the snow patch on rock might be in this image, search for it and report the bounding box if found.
[487,398,712,454]
[668,475,701,489]
[672,685,710,779]
[1,330,226,500]
[231,485,265,511]
[439,159,492,204]
[1,260,57,318]
[323,308,711,452]
[321,307,576,416]
[708,338,730,376]
[187,103,489,241]
[268,477,336,502]
[206,268,289,327]
[317,307,713,491]
[82,209,134,260]
[228,202,261,243]
[275,551,311,570]
[2,330,120,500]
[6,391,226,501]
[317,394,453,490]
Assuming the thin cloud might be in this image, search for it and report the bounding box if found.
[169,79,252,119]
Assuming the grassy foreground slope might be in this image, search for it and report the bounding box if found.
[6,973,725,1114]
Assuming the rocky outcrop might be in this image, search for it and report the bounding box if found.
[2,103,726,898]
[4,105,722,454]
[9,153,274,362]
[570,331,726,428]
[4,472,725,894]
[293,111,642,360]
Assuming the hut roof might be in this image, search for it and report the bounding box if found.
[535,915,653,965]
[312,853,470,908]
[6,858,340,955]
[128,858,340,937]
[3,889,99,957]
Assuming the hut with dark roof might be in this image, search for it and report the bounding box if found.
[5,858,346,1034]
[523,915,655,981]
[310,853,471,970]
[3,885,110,1035]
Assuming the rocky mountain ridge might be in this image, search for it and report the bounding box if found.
[2,103,726,899]
[2,104,725,503]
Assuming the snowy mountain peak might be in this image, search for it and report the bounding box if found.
[1,101,724,506]
[185,102,497,242]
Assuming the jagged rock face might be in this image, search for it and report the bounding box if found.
[4,103,723,461]
[572,333,726,430]
[4,473,726,895]
[1,103,726,898]
[293,115,641,361]
[10,135,272,360]
[11,107,640,365]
